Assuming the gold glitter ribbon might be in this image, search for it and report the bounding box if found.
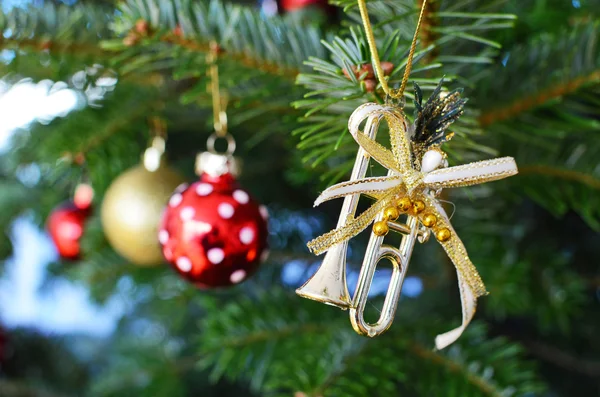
[307,103,518,348]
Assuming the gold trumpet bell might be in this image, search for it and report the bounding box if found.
[295,243,351,309]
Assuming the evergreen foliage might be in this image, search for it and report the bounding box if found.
[0,0,599,395]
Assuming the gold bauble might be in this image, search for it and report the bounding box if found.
[435,227,452,242]
[101,163,184,266]
[373,221,389,236]
[383,206,400,221]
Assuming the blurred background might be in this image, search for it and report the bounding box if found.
[0,0,599,396]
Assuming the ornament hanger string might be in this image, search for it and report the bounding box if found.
[357,0,428,102]
[207,41,228,137]
[148,116,166,154]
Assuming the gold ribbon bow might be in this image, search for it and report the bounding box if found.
[307,103,518,349]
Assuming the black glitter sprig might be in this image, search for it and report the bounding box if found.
[412,79,467,150]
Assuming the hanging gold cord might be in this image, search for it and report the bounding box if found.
[206,41,228,137]
[357,0,428,101]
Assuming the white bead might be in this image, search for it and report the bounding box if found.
[233,190,249,204]
[218,203,234,219]
[229,269,246,284]
[421,150,444,173]
[207,248,225,264]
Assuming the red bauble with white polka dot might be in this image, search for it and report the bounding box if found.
[47,184,94,260]
[159,152,268,288]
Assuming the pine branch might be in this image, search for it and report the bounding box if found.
[523,339,600,378]
[333,0,514,72]
[519,165,600,190]
[115,29,300,80]
[417,0,440,64]
[66,100,158,160]
[105,0,328,79]
[484,82,600,229]
[409,344,503,397]
[0,379,71,397]
[1,38,106,57]
[480,69,600,127]
[203,323,326,352]
[0,3,110,48]
[477,22,600,118]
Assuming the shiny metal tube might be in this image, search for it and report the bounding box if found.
[296,115,382,309]
[349,215,419,336]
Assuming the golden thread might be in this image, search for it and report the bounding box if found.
[149,117,167,139]
[207,42,228,137]
[357,0,428,100]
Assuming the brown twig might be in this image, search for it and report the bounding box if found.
[418,0,439,64]
[523,339,600,378]
[479,70,600,127]
[0,38,165,87]
[1,38,108,57]
[63,101,157,161]
[159,33,299,80]
[519,165,600,190]
[0,379,71,397]
[409,343,503,397]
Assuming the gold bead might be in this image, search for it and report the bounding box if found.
[383,206,400,221]
[435,227,452,242]
[396,197,412,212]
[413,200,426,214]
[373,221,389,236]
[422,213,437,228]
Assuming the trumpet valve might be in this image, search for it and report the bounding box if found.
[417,226,431,243]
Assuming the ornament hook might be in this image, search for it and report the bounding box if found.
[207,132,236,155]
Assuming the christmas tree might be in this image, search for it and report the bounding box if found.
[1,0,599,395]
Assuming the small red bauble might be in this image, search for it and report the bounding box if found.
[47,203,91,260]
[47,184,93,260]
[280,0,327,11]
[159,172,268,288]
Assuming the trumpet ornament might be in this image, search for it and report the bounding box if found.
[298,81,519,349]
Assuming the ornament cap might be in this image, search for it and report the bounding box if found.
[196,151,241,178]
[143,136,166,172]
